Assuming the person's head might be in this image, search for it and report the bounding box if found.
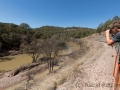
[109,21,120,35]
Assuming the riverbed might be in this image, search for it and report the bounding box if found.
[0,42,80,71]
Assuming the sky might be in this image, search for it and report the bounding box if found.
[0,0,120,29]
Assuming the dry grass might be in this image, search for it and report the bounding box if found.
[5,62,64,90]
[28,59,88,90]
[21,40,102,90]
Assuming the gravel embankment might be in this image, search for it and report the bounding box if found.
[56,36,114,90]
[0,73,27,90]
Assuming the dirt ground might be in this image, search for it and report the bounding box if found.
[56,34,114,90]
[0,32,115,90]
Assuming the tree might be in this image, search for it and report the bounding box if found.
[20,23,31,30]
[112,16,120,21]
[29,40,42,63]
[103,19,112,30]
[42,33,66,73]
[20,35,42,63]
[9,32,21,48]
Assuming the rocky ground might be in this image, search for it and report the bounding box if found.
[56,36,114,90]
[0,32,115,90]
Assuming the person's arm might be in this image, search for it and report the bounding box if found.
[106,29,114,45]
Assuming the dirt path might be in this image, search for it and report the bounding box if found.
[56,37,114,90]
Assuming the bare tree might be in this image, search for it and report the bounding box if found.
[42,39,53,73]
[51,35,66,71]
[29,40,42,63]
[25,74,33,90]
[20,31,67,72]
[42,33,66,73]
[20,35,42,63]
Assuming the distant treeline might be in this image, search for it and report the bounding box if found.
[0,15,120,51]
[0,23,95,51]
[96,15,120,33]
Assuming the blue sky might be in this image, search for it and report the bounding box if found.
[0,0,120,29]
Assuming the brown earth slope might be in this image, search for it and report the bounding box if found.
[25,33,114,90]
[56,34,114,90]
[1,32,115,90]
